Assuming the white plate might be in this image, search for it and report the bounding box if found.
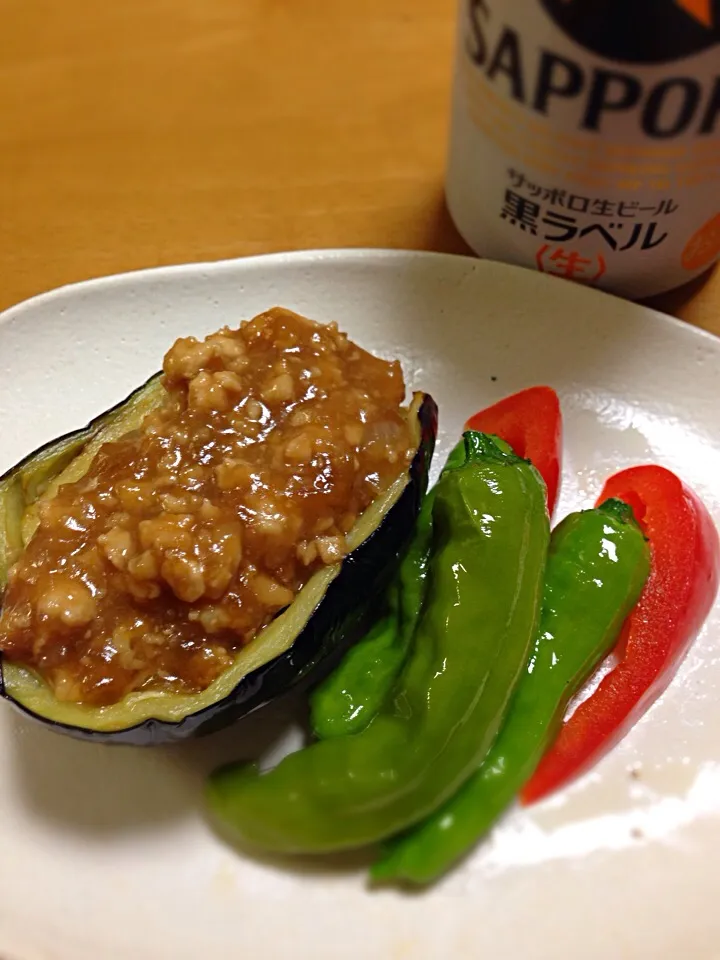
[1,250,719,960]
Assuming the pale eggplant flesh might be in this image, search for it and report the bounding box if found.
[0,376,437,744]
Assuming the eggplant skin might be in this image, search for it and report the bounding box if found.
[0,385,437,745]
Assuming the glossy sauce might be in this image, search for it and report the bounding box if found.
[0,309,413,705]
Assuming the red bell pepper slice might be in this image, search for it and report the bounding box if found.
[465,386,562,515]
[522,465,720,804]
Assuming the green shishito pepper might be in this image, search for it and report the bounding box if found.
[309,439,470,740]
[206,432,549,854]
[309,491,436,739]
[373,498,651,885]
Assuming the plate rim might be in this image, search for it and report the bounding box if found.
[2,248,718,351]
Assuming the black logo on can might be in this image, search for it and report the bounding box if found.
[539,0,720,63]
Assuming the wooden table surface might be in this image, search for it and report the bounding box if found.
[2,0,718,334]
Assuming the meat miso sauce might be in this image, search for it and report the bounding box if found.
[0,309,414,706]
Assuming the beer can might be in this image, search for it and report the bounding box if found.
[446,0,720,298]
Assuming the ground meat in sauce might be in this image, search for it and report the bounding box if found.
[0,309,414,706]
